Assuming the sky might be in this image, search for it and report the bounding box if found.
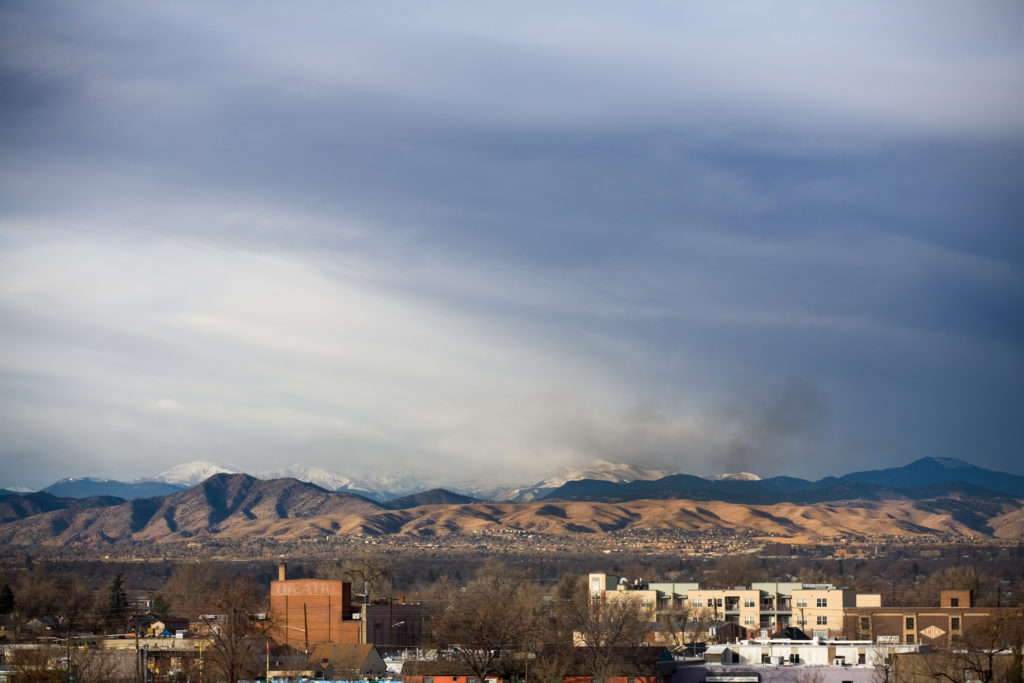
[1,1,1023,491]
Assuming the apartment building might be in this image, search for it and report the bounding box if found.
[588,572,1022,646]
[589,574,854,640]
[788,584,856,638]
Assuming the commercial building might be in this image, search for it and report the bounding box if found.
[845,590,1019,648]
[590,574,855,640]
[269,564,360,648]
[588,573,1021,644]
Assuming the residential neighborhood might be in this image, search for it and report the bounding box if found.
[2,562,1021,682]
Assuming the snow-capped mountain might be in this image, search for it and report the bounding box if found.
[139,460,239,487]
[22,458,771,503]
[702,472,762,482]
[256,464,381,499]
[491,459,676,502]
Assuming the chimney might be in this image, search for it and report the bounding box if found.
[278,563,287,582]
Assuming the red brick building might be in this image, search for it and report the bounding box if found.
[844,590,1022,647]
[270,564,360,647]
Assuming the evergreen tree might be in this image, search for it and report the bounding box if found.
[0,584,13,614]
[108,573,129,618]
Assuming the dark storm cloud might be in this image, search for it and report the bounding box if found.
[1,1,1022,488]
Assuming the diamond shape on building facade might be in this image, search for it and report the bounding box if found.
[920,625,946,639]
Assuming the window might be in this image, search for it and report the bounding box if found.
[950,597,959,607]
[816,598,828,607]
[951,617,961,631]
[906,634,915,644]
[796,598,807,607]
[744,598,756,608]
[817,615,828,625]
[789,654,800,664]
[861,617,870,630]
[692,599,703,607]
[744,616,755,626]
[906,617,915,630]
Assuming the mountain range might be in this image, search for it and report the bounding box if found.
[14,456,1024,504]
[0,457,1022,546]
[0,468,1021,546]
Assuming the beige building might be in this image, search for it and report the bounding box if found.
[589,574,856,640]
[788,584,855,637]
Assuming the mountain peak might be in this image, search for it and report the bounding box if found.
[140,460,239,487]
[704,472,762,482]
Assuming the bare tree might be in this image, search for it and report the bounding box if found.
[70,646,129,683]
[571,594,653,683]
[870,646,894,683]
[157,561,220,619]
[8,644,62,682]
[203,576,271,683]
[320,549,395,604]
[922,611,1024,683]
[428,560,543,682]
[706,555,757,589]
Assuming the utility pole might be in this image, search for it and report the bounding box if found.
[303,603,310,654]
[135,617,141,683]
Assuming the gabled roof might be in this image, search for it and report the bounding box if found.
[309,643,385,674]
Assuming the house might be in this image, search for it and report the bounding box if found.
[402,658,512,683]
[308,643,388,680]
[148,617,189,637]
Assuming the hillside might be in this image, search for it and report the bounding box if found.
[0,486,1020,546]
[43,478,185,500]
[0,474,381,545]
[540,458,1024,504]
[382,488,482,510]
[0,491,125,524]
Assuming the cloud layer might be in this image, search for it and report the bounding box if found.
[1,1,1023,488]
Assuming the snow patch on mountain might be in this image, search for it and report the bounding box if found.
[140,460,239,487]
[929,457,972,469]
[702,472,762,482]
[491,459,675,502]
[257,464,380,497]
